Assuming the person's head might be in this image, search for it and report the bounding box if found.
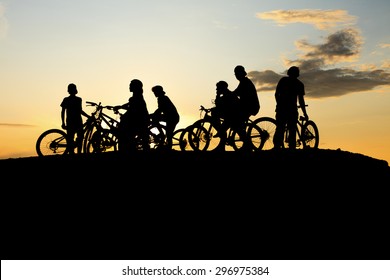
[67,83,78,95]
[287,66,300,78]
[152,85,165,97]
[234,65,247,80]
[216,80,229,93]
[129,79,143,94]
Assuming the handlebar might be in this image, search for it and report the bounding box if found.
[199,105,212,113]
[86,101,121,114]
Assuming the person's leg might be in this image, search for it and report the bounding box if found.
[287,114,298,149]
[273,113,286,149]
[211,109,225,138]
[232,114,249,151]
[67,128,76,154]
[76,128,84,154]
[165,122,176,150]
[141,126,150,151]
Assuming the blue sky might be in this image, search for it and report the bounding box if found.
[1,0,389,162]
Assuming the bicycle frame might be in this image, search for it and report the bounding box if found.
[187,105,262,151]
[36,100,168,156]
[81,101,120,153]
[284,114,319,149]
[83,102,167,152]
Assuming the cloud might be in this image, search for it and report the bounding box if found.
[249,10,390,98]
[257,9,357,30]
[0,123,36,127]
[294,28,363,65]
[379,43,390,49]
[249,64,390,99]
[0,2,8,39]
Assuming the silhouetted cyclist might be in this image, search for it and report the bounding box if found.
[273,66,309,149]
[150,85,180,150]
[232,65,260,150]
[114,79,150,153]
[211,80,240,138]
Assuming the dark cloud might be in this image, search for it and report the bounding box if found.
[248,29,390,98]
[298,28,362,64]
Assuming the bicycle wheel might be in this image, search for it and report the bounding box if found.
[86,129,118,153]
[188,120,222,151]
[177,126,192,151]
[225,128,240,151]
[302,120,319,149]
[245,122,263,151]
[250,117,277,150]
[171,128,187,151]
[148,122,166,150]
[36,129,68,157]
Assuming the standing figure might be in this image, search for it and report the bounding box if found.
[115,79,150,152]
[151,85,180,150]
[61,83,89,154]
[273,66,308,149]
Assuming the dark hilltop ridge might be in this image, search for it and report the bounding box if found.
[1,148,389,184]
[2,148,389,260]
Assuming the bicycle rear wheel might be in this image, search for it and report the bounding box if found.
[250,117,277,150]
[36,128,68,157]
[148,122,166,150]
[302,120,319,149]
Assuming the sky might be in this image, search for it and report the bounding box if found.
[1,0,389,164]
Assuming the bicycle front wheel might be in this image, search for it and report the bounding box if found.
[246,123,263,151]
[302,120,319,149]
[171,128,190,151]
[36,129,68,157]
[188,120,222,151]
[250,117,277,150]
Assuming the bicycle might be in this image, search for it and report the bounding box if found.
[251,105,319,150]
[36,101,166,156]
[36,101,120,156]
[186,105,264,152]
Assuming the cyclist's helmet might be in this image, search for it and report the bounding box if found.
[216,81,228,90]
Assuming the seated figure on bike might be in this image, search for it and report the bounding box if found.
[211,81,240,138]
[231,66,261,148]
[272,66,308,149]
[150,85,180,150]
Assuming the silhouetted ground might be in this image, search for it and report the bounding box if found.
[2,149,389,260]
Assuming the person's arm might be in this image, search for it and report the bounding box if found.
[61,107,66,129]
[274,78,284,104]
[81,110,89,118]
[114,102,127,111]
[298,95,309,119]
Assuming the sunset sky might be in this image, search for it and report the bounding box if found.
[1,0,389,163]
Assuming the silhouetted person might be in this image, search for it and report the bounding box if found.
[211,80,240,138]
[115,79,150,152]
[273,66,308,149]
[61,83,89,154]
[232,65,260,149]
[150,85,180,150]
